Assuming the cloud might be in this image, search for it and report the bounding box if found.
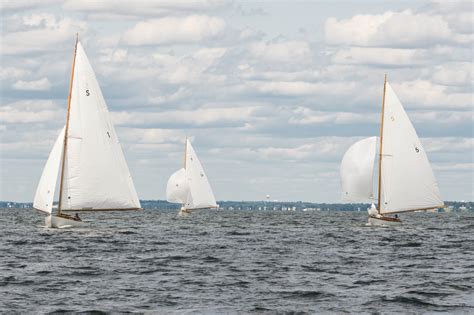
[12,77,51,91]
[422,137,474,154]
[431,62,472,86]
[63,0,226,17]
[0,67,31,80]
[119,128,185,145]
[430,1,474,34]
[247,40,311,63]
[98,47,227,87]
[1,13,86,55]
[410,111,473,125]
[1,2,472,203]
[1,0,59,11]
[245,80,356,97]
[122,15,226,45]
[289,107,379,125]
[391,80,472,109]
[244,136,359,162]
[325,9,471,48]
[111,106,261,128]
[331,47,429,66]
[0,100,63,123]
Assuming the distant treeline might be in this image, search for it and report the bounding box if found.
[1,200,472,212]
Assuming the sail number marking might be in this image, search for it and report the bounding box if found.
[415,147,420,153]
[85,89,90,96]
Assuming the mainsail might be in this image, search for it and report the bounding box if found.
[379,82,443,214]
[33,127,65,214]
[340,136,376,202]
[59,42,140,211]
[184,139,217,209]
[166,139,217,210]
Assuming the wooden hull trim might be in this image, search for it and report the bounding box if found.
[380,205,445,214]
[46,214,84,228]
[60,208,143,212]
[368,214,402,226]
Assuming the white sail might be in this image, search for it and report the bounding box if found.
[60,42,140,211]
[340,136,376,202]
[184,139,217,210]
[166,168,188,204]
[33,127,65,214]
[379,82,443,214]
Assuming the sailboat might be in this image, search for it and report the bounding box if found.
[340,75,444,226]
[166,138,218,215]
[33,35,141,228]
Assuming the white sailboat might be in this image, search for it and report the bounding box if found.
[33,35,141,228]
[166,138,218,215]
[340,75,444,226]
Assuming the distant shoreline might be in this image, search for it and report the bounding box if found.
[1,200,472,212]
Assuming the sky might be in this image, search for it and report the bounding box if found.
[0,0,473,203]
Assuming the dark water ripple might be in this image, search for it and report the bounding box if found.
[0,208,473,313]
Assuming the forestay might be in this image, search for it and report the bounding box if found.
[166,168,188,204]
[379,82,443,213]
[60,42,140,211]
[184,140,217,210]
[33,127,65,214]
[340,137,376,202]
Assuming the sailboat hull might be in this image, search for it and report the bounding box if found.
[46,214,84,228]
[178,206,218,216]
[368,215,402,226]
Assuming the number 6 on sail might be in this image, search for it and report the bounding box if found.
[33,35,141,228]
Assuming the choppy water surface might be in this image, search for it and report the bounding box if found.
[1,208,473,313]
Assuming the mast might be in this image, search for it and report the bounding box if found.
[57,34,79,215]
[182,137,188,210]
[377,74,387,213]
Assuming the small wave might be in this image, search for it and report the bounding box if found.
[394,242,423,247]
[0,276,34,286]
[381,295,440,307]
[5,262,27,268]
[280,290,334,300]
[36,270,53,275]
[406,290,453,297]
[165,255,190,261]
[301,265,326,273]
[252,305,271,311]
[202,255,220,263]
[9,240,29,246]
[227,230,251,236]
[118,230,137,235]
[354,279,386,285]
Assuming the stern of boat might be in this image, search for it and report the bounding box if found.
[46,214,84,228]
[368,215,402,226]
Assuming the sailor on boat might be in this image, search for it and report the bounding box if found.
[367,203,401,223]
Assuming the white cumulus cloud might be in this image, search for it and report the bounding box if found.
[122,15,226,45]
[325,9,471,48]
[12,77,52,91]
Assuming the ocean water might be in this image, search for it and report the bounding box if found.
[1,208,473,314]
